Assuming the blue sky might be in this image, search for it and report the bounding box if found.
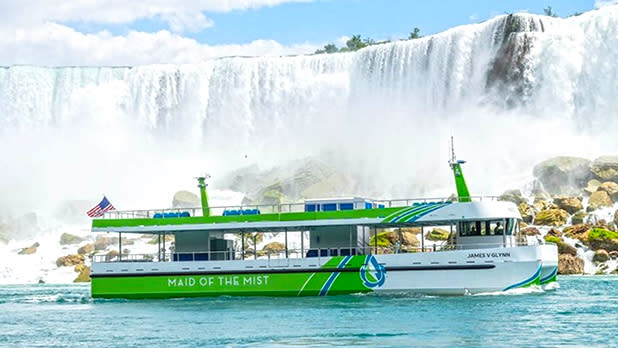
[89,0,596,45]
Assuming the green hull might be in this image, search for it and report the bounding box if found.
[92,255,378,299]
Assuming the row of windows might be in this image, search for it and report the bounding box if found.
[459,219,515,237]
[305,202,375,212]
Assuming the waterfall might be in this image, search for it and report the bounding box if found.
[1,6,618,214]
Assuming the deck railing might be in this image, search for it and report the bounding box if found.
[96,196,500,220]
[91,240,535,264]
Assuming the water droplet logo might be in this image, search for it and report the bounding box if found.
[360,255,386,288]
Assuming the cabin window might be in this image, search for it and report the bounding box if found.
[323,203,337,211]
[365,202,373,209]
[460,220,507,236]
[487,220,505,236]
[460,221,486,236]
[339,203,354,210]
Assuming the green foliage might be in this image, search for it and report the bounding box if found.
[346,35,367,51]
[544,235,561,244]
[408,27,422,40]
[588,228,618,241]
[369,232,392,247]
[314,43,339,54]
[544,6,558,17]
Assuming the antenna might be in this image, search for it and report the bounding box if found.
[448,136,466,168]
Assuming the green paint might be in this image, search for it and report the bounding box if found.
[451,162,471,202]
[92,255,372,299]
[197,177,210,217]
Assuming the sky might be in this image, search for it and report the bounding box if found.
[0,0,613,66]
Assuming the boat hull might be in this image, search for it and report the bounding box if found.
[91,245,553,298]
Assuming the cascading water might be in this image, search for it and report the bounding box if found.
[1,5,618,282]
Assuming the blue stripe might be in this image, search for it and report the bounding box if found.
[391,203,435,223]
[503,265,543,291]
[540,266,558,284]
[404,204,447,223]
[319,256,352,296]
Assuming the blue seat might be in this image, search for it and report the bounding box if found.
[365,202,373,209]
[180,211,190,217]
[378,204,385,209]
[339,203,354,210]
[153,213,163,218]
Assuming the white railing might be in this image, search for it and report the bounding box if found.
[91,240,535,264]
[97,196,499,220]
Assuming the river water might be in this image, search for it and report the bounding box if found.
[0,276,616,347]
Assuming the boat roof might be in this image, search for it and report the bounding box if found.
[91,197,520,234]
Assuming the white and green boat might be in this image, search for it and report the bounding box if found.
[90,145,558,298]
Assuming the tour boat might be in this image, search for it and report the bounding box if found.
[89,141,558,298]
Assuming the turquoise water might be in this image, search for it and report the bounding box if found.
[1,276,616,348]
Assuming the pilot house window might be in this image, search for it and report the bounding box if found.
[460,219,512,236]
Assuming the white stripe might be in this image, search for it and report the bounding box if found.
[297,272,316,296]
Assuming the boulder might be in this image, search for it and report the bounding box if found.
[383,229,420,247]
[56,254,85,267]
[262,242,286,253]
[59,233,85,245]
[499,189,526,205]
[518,203,535,223]
[590,156,618,182]
[533,200,558,212]
[609,250,618,259]
[558,254,584,274]
[522,227,540,236]
[172,190,200,208]
[105,250,120,261]
[587,191,612,211]
[534,191,552,203]
[563,223,592,241]
[571,211,587,225]
[584,179,602,195]
[586,228,618,252]
[533,157,591,195]
[546,228,562,238]
[597,181,618,201]
[553,196,583,214]
[593,249,610,263]
[94,236,133,250]
[533,209,568,226]
[73,266,91,283]
[545,235,576,256]
[425,228,450,241]
[77,243,94,255]
[18,242,40,255]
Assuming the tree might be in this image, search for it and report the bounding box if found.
[544,6,558,17]
[314,43,339,54]
[345,35,367,51]
[409,27,422,40]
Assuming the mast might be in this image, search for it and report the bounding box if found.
[448,137,471,202]
[196,175,211,217]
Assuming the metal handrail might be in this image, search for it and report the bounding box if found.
[97,195,500,220]
[91,240,533,264]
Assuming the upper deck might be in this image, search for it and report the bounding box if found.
[92,196,521,233]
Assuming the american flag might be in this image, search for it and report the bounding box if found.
[86,196,116,217]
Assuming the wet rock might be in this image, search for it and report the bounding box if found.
[590,156,618,182]
[563,223,592,241]
[553,196,583,214]
[425,228,450,241]
[532,157,591,195]
[571,211,587,225]
[533,209,568,226]
[105,250,120,261]
[522,227,540,236]
[56,254,85,267]
[499,189,526,205]
[546,228,562,238]
[383,229,420,247]
[38,279,45,284]
[533,200,558,212]
[545,235,577,256]
[60,233,85,245]
[614,210,618,227]
[518,203,535,223]
[94,236,133,251]
[172,190,200,208]
[609,251,618,259]
[77,243,94,255]
[597,181,618,201]
[534,191,552,203]
[593,249,610,263]
[18,242,40,255]
[586,228,618,252]
[558,254,584,274]
[584,179,602,195]
[262,242,285,254]
[73,265,91,283]
[587,191,613,211]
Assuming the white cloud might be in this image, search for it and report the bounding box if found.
[0,0,314,33]
[595,0,618,8]
[0,23,319,66]
[468,13,478,22]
